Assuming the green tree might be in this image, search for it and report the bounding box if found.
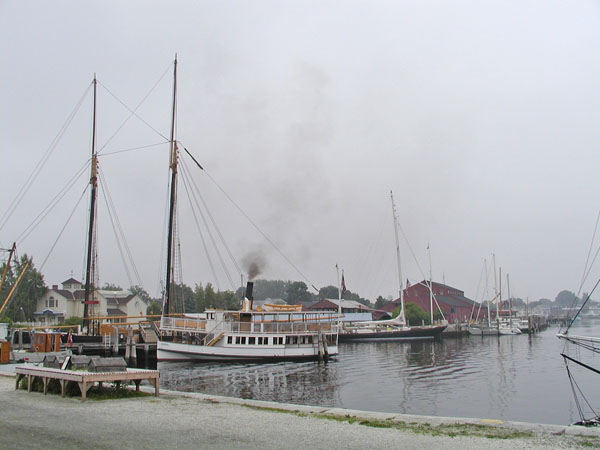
[63,316,83,326]
[204,283,217,309]
[0,254,47,321]
[146,300,162,315]
[234,279,289,301]
[555,290,579,307]
[219,290,240,310]
[318,284,371,307]
[102,283,122,291]
[129,285,151,303]
[286,281,313,305]
[319,285,340,299]
[194,283,206,312]
[393,302,430,325]
[374,296,388,309]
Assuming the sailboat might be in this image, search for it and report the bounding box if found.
[156,57,339,362]
[556,220,600,425]
[338,192,447,342]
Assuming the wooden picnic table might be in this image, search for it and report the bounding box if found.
[15,365,159,402]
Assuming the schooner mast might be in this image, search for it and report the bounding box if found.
[163,55,178,316]
[83,75,99,333]
[390,191,406,325]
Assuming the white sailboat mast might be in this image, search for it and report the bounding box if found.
[336,264,342,329]
[390,191,406,325]
[428,244,433,324]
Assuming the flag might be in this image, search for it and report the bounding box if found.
[67,330,73,348]
[341,272,347,296]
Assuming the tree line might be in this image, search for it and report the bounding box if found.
[1,254,595,322]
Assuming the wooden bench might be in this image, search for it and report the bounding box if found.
[15,365,159,402]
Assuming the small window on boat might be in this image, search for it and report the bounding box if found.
[227,336,233,344]
[248,337,256,345]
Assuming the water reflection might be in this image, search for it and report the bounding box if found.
[160,360,340,407]
[159,323,600,425]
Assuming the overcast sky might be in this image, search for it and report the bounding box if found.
[2,1,600,303]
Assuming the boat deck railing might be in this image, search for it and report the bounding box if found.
[160,316,337,336]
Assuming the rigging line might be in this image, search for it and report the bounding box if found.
[395,218,426,280]
[97,171,133,287]
[564,277,600,335]
[565,362,586,422]
[579,243,600,295]
[179,162,225,291]
[97,168,142,286]
[200,165,318,292]
[0,83,93,231]
[40,185,88,271]
[157,169,171,298]
[563,356,600,421]
[99,141,169,157]
[579,208,600,291]
[181,155,242,277]
[97,63,172,154]
[16,161,90,244]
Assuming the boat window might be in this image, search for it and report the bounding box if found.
[227,336,232,344]
[248,337,256,345]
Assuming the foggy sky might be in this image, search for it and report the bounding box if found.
[2,1,600,303]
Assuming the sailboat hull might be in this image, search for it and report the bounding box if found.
[338,325,447,342]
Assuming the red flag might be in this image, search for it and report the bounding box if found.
[341,273,347,296]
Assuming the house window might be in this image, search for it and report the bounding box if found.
[46,296,56,308]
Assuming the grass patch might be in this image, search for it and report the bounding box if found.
[239,404,534,440]
[87,385,151,401]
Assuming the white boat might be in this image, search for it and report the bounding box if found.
[158,283,338,361]
[466,325,498,336]
[156,58,338,362]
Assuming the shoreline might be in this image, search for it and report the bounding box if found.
[1,365,598,448]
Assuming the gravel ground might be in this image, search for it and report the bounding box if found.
[0,375,597,449]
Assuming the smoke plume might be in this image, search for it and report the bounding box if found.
[242,249,267,281]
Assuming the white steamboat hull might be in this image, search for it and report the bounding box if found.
[158,340,338,362]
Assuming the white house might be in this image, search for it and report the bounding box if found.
[34,278,147,325]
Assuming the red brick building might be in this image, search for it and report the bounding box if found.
[382,280,481,323]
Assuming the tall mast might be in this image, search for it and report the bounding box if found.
[163,55,178,316]
[83,75,98,333]
[428,244,433,324]
[390,191,405,325]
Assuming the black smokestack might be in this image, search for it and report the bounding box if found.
[244,281,254,311]
[245,282,254,301]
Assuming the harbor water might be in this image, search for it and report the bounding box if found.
[158,322,600,425]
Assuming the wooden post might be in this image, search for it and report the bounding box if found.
[113,326,119,355]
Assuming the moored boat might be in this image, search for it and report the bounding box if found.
[158,282,338,361]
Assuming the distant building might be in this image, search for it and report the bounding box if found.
[309,298,372,322]
[381,280,480,323]
[34,278,148,325]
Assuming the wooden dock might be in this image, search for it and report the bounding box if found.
[15,365,159,401]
